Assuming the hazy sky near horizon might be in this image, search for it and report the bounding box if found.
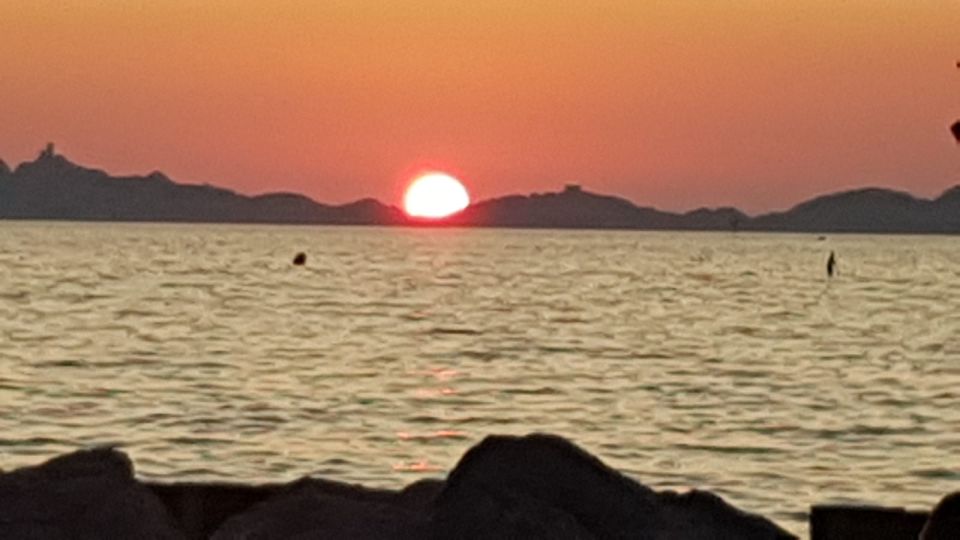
[1,1,958,213]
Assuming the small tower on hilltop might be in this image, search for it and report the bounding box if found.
[41,143,56,158]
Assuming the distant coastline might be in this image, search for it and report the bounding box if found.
[2,145,958,234]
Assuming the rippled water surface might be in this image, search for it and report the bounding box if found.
[1,222,958,534]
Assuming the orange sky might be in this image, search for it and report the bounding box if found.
[1,0,958,213]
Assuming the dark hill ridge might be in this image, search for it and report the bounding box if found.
[446,185,675,229]
[0,145,405,225]
[443,185,751,231]
[747,187,960,233]
[1,145,958,233]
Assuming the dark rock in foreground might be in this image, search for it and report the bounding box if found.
[5,433,956,538]
[811,505,929,539]
[922,492,960,539]
[433,434,794,539]
[208,478,439,540]
[149,482,283,539]
[0,447,183,539]
[0,433,796,539]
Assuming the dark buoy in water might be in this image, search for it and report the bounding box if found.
[826,251,836,277]
[293,252,307,266]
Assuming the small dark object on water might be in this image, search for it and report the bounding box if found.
[827,251,837,278]
[293,252,307,266]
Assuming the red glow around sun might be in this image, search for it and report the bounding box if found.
[403,172,470,218]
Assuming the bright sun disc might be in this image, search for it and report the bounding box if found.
[403,173,470,218]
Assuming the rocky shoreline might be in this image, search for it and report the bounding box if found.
[0,433,954,539]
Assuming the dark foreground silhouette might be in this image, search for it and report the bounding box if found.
[0,433,955,539]
[0,433,798,539]
[922,493,960,539]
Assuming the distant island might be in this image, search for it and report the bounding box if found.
[2,144,959,234]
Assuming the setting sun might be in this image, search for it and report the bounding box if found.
[403,173,470,219]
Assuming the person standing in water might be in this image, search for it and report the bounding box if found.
[827,251,837,277]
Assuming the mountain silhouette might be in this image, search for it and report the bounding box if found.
[748,187,960,233]
[0,145,404,225]
[1,145,958,233]
[443,184,750,230]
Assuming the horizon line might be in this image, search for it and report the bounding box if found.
[2,143,957,219]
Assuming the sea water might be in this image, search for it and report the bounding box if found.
[1,222,958,535]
